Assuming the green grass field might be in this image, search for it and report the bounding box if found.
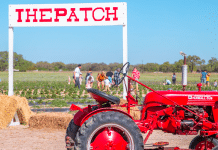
[0,71,217,106]
[1,71,218,83]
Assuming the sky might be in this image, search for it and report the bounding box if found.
[0,0,218,65]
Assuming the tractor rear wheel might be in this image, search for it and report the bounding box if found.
[189,135,218,150]
[74,111,144,150]
[66,119,80,150]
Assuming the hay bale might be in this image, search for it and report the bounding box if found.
[29,113,73,129]
[114,106,141,120]
[0,95,34,129]
[114,99,141,120]
[119,98,128,105]
[0,95,18,129]
[11,96,34,125]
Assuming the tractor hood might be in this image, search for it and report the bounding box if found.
[144,90,218,106]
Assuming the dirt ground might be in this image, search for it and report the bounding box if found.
[0,125,197,150]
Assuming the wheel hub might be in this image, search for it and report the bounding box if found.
[88,124,134,150]
[90,129,128,150]
[195,141,214,150]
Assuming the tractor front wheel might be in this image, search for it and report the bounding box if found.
[189,135,218,150]
[74,111,144,150]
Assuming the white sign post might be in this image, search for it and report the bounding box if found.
[8,2,128,99]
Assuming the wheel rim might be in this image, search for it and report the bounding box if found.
[195,140,215,150]
[87,123,134,150]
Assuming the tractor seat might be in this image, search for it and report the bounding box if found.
[87,88,120,105]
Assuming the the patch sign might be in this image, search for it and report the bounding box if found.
[9,3,127,27]
[188,95,213,100]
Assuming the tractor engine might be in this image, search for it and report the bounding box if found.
[156,106,209,135]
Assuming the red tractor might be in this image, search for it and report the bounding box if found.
[66,62,218,150]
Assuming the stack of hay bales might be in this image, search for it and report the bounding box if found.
[11,96,34,124]
[29,112,73,129]
[27,99,140,130]
[0,95,34,129]
[28,99,141,130]
[113,99,141,120]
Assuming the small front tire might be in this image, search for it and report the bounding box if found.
[189,135,218,150]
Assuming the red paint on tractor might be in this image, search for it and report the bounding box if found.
[69,103,83,112]
[79,108,133,126]
[144,91,218,106]
[195,141,214,150]
[69,62,218,150]
[90,128,128,150]
[71,105,133,126]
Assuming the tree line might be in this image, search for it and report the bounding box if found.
[0,51,218,72]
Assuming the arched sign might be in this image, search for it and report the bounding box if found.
[8,2,128,99]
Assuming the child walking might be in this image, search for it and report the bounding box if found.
[104,77,111,92]
[86,76,92,89]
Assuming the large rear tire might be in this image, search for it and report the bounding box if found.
[66,119,80,150]
[189,135,218,150]
[74,111,144,150]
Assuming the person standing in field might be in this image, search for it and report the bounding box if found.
[206,72,211,86]
[86,72,94,88]
[74,64,82,89]
[79,73,83,85]
[97,71,106,90]
[104,77,111,92]
[172,73,176,84]
[106,71,113,86]
[201,70,207,87]
[108,76,112,86]
[131,67,140,91]
[68,76,71,85]
[86,76,92,89]
[72,71,75,84]
[85,68,92,85]
[214,80,217,88]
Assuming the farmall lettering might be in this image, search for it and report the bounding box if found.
[188,95,213,100]
[15,7,118,23]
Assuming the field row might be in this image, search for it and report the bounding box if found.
[1,81,217,101]
[1,72,218,82]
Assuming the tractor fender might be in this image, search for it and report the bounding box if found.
[76,108,133,127]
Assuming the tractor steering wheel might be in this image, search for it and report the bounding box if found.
[117,62,130,85]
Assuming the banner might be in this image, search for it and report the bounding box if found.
[9,3,127,27]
